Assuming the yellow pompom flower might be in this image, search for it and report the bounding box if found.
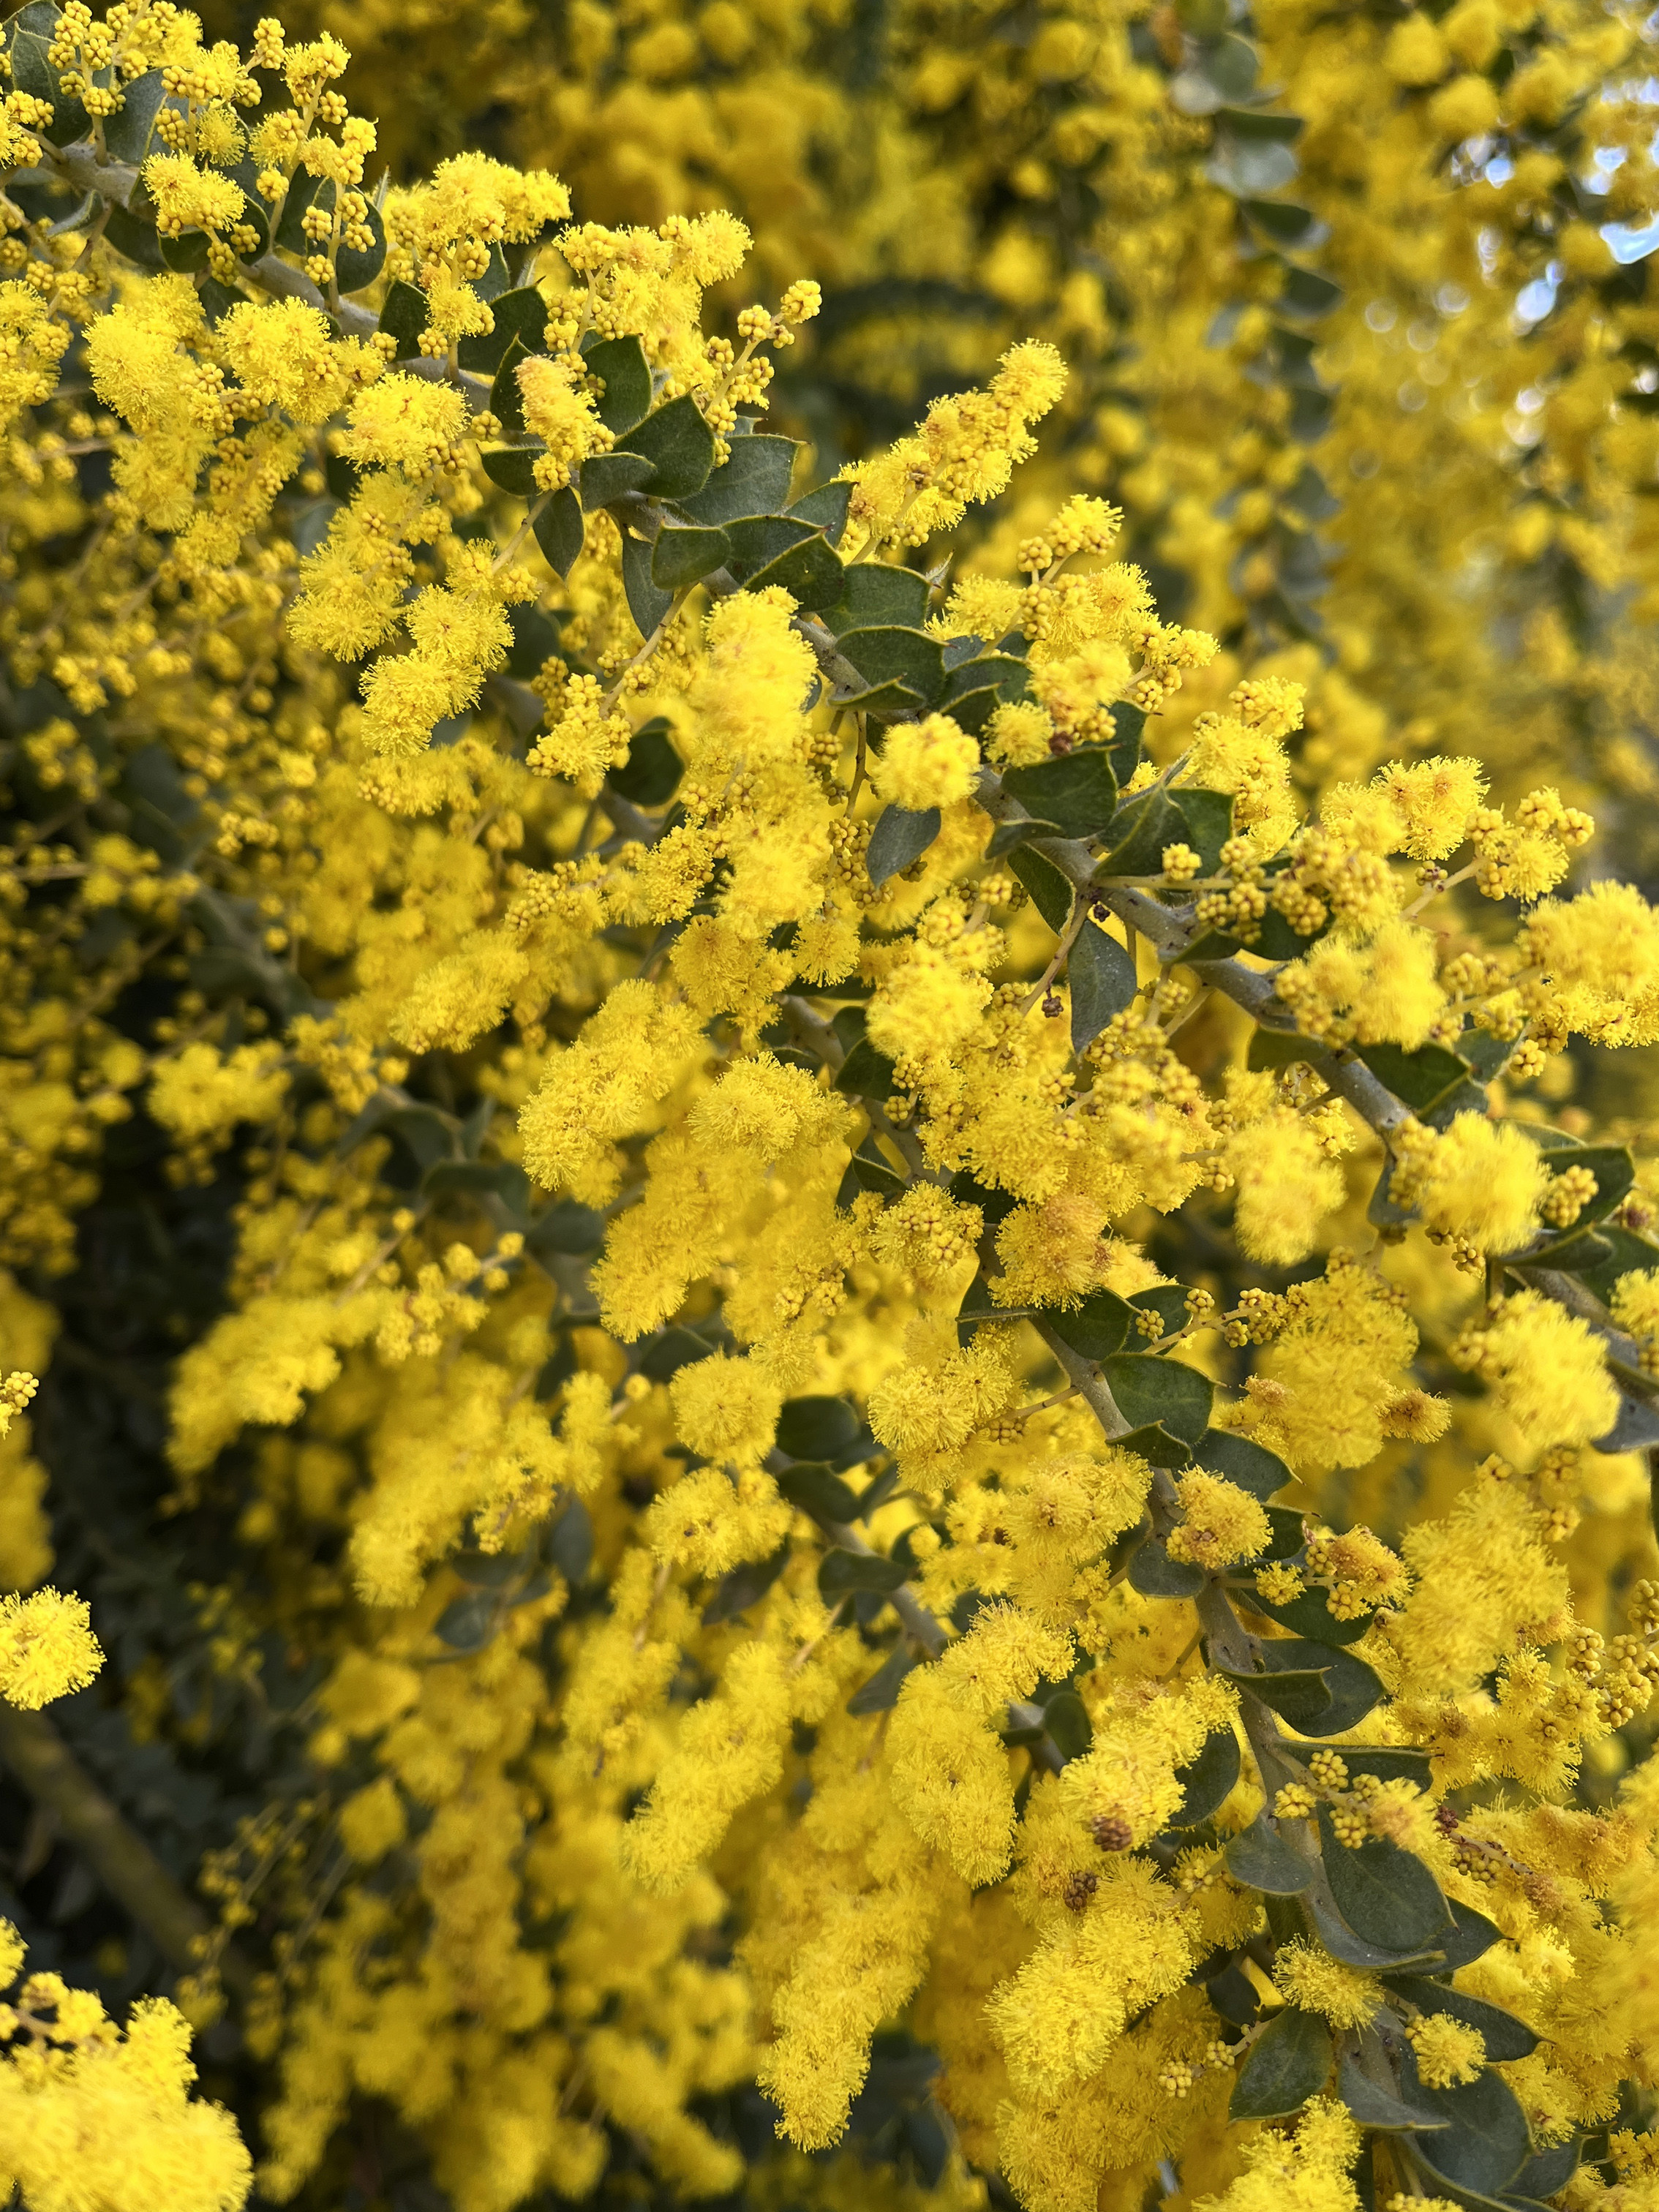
[0,1588,102,1709]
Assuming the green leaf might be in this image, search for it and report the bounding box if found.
[1112,1422,1195,1469]
[1304,1884,1445,1973]
[473,243,511,299]
[582,334,652,434]
[789,479,853,542]
[1170,1727,1241,1826]
[778,1395,862,1460]
[1336,2057,1448,2133]
[9,25,87,141]
[1007,846,1075,931]
[1175,788,1235,872]
[379,277,429,361]
[1048,1288,1136,1363]
[819,1547,908,1598]
[627,393,717,500]
[868,804,941,888]
[579,451,655,509]
[836,625,946,710]
[102,67,168,162]
[1230,2008,1332,2119]
[1218,1652,1333,1731]
[422,1159,531,1213]
[703,1543,789,1625]
[1247,1029,1317,1074]
[1358,1041,1475,1116]
[1404,2065,1532,2198]
[1004,750,1119,840]
[678,434,801,524]
[823,563,930,633]
[1102,1353,1214,1445]
[490,334,534,439]
[1246,1579,1372,1647]
[1513,2146,1579,2199]
[1216,105,1304,142]
[533,486,584,579]
[102,200,168,269]
[1194,1429,1291,1502]
[1386,1982,1538,2062]
[1230,1639,1385,1736]
[847,1647,918,1715]
[434,1592,496,1651]
[725,513,816,576]
[1042,1689,1093,1761]
[850,1145,907,1200]
[835,1036,897,1101]
[777,1461,860,1522]
[374,1102,456,1173]
[451,1544,535,1588]
[1226,1814,1315,1892]
[987,816,1066,859]
[1098,785,1186,876]
[747,530,846,610]
[1243,198,1327,247]
[1129,1540,1207,1598]
[652,522,731,591]
[621,530,673,637]
[1279,1745,1426,1794]
[524,1198,604,1257]
[941,652,1031,735]
[199,277,241,327]
[608,718,682,807]
[638,1326,717,1382]
[483,448,543,497]
[1576,1224,1659,1306]
[315,180,385,291]
[1317,1805,1451,1952]
[1261,1505,1309,1561]
[1532,1146,1636,1249]
[157,227,212,274]
[1131,1285,1191,1338]
[1293,1644,1386,1737]
[458,285,549,375]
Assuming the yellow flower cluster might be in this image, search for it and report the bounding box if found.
[1,11,1659,2212]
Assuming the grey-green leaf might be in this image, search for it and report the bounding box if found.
[823,563,930,633]
[1102,1353,1214,1445]
[1170,1727,1241,1826]
[621,530,673,638]
[627,393,718,500]
[1043,1689,1093,1761]
[1004,749,1119,840]
[583,334,652,434]
[847,1646,918,1715]
[483,448,543,497]
[1047,1288,1136,1363]
[1007,845,1074,931]
[677,433,800,524]
[652,522,731,592]
[1069,919,1137,1053]
[819,1547,908,1598]
[1336,2056,1448,2132]
[1229,2008,1332,2120]
[868,804,941,888]
[1194,1429,1291,1502]
[1224,1814,1315,1894]
[533,487,584,579]
[776,1462,860,1523]
[1327,1805,1451,1946]
[579,450,655,509]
